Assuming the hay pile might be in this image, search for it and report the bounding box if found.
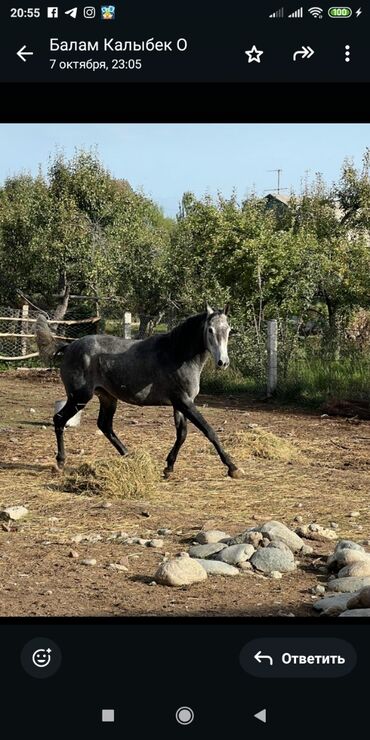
[224,427,301,462]
[62,451,160,499]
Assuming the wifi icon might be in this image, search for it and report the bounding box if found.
[308,6,323,17]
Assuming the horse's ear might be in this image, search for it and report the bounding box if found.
[223,302,230,316]
[206,303,213,316]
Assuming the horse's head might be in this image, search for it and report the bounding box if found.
[204,303,231,369]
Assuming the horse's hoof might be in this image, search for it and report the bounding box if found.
[51,463,63,476]
[228,467,244,479]
[163,467,173,479]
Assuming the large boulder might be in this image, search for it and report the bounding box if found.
[189,543,227,559]
[259,521,305,553]
[155,557,207,587]
[335,540,365,553]
[327,576,370,593]
[251,543,296,573]
[346,586,370,609]
[338,561,370,579]
[214,544,255,565]
[313,593,355,613]
[195,530,229,544]
[194,559,240,576]
[339,609,370,617]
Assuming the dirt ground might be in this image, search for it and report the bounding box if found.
[1,369,370,618]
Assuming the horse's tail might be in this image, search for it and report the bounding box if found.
[35,314,68,364]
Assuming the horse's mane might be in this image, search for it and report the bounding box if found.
[167,312,208,360]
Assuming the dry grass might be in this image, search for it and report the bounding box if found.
[62,450,160,499]
[223,427,302,462]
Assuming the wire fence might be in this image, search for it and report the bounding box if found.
[0,304,99,361]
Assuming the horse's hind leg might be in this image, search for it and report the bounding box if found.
[163,409,187,478]
[97,393,128,456]
[53,392,90,469]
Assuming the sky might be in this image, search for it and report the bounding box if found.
[0,123,369,217]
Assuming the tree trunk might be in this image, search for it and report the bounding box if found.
[138,314,151,338]
[325,296,341,360]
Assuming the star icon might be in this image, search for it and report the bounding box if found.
[245,45,264,63]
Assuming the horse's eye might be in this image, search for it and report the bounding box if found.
[208,327,213,334]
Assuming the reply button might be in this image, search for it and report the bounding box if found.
[240,638,356,678]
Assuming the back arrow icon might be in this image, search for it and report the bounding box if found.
[293,45,314,61]
[254,650,274,665]
[17,45,34,62]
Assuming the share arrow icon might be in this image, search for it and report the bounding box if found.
[293,45,315,61]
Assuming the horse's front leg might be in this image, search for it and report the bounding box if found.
[173,398,243,479]
[163,409,188,478]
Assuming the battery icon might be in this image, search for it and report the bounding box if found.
[328,7,353,17]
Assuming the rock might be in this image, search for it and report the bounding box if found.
[346,586,370,609]
[329,522,339,529]
[100,502,112,509]
[296,524,338,542]
[189,543,227,559]
[339,609,370,617]
[245,531,264,548]
[294,515,303,524]
[338,561,370,578]
[239,561,253,571]
[157,528,172,536]
[259,520,305,552]
[268,539,293,555]
[214,544,255,565]
[271,571,282,579]
[261,537,270,547]
[155,557,207,586]
[195,530,228,544]
[327,576,370,593]
[329,548,370,570]
[301,545,314,555]
[251,544,296,574]
[349,511,360,518]
[335,540,364,553]
[312,584,326,595]
[194,559,240,576]
[30,408,36,414]
[68,549,79,558]
[227,530,263,547]
[0,506,28,522]
[81,558,97,566]
[108,563,129,572]
[71,534,87,544]
[313,593,355,612]
[147,539,164,548]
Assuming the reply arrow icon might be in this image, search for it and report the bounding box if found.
[254,650,274,665]
[293,45,314,61]
[17,45,34,62]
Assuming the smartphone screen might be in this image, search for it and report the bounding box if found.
[0,2,368,735]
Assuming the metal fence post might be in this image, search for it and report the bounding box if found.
[124,311,132,339]
[267,319,278,397]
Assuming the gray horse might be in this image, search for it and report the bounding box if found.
[35,305,243,479]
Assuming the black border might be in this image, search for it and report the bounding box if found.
[2,82,370,122]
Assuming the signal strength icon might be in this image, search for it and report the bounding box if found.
[269,6,284,17]
[288,6,303,17]
[308,6,323,17]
